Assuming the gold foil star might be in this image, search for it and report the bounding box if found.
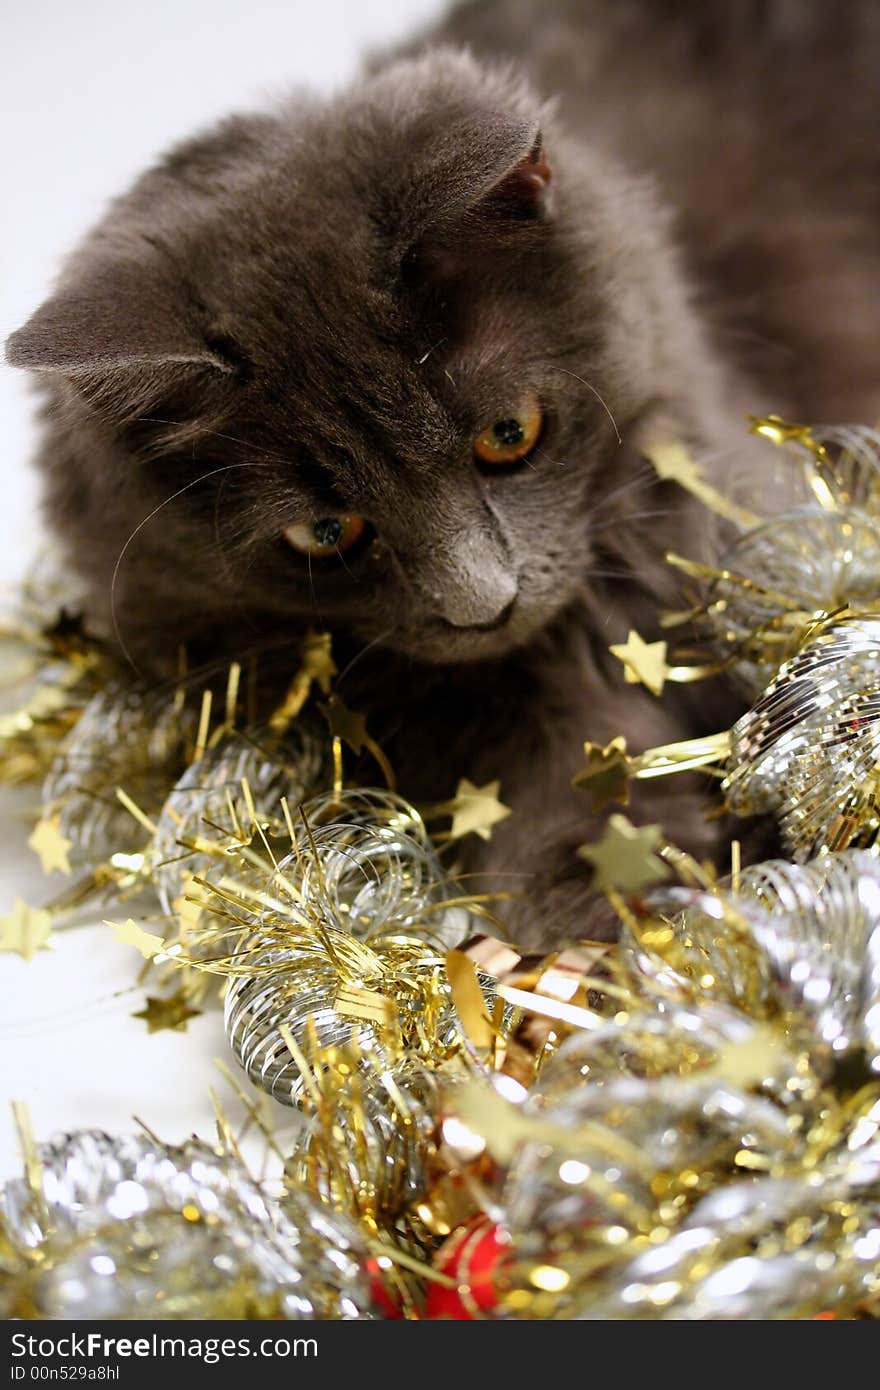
[105,918,166,959]
[578,814,671,894]
[133,989,202,1034]
[572,736,631,810]
[269,631,338,733]
[172,874,203,935]
[609,629,670,697]
[320,695,396,787]
[0,899,52,960]
[27,816,72,875]
[44,608,88,654]
[448,779,512,841]
[647,439,704,489]
[644,440,760,529]
[707,1025,788,1091]
[321,694,369,754]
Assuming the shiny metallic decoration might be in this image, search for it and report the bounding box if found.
[44,684,193,868]
[224,929,466,1110]
[479,848,880,1319]
[699,424,880,697]
[0,1129,372,1319]
[152,720,327,915]
[736,851,880,1058]
[705,508,880,696]
[791,421,880,512]
[725,614,880,858]
[627,423,880,860]
[224,789,474,1106]
[290,1056,447,1224]
[256,788,472,950]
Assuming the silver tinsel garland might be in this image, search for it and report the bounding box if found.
[1,1130,373,1320]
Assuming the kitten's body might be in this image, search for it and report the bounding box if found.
[8,1,880,944]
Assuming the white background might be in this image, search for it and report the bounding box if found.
[0,0,444,1176]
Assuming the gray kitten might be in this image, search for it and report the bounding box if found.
[7,1,880,945]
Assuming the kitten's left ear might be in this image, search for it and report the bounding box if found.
[396,108,553,248]
[476,130,552,223]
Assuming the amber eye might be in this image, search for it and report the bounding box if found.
[284,514,366,557]
[473,394,543,467]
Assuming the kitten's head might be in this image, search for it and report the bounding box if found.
[7,49,718,671]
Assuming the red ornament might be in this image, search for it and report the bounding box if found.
[425,1215,507,1319]
[365,1257,406,1319]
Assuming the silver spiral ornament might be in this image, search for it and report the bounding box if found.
[791,421,880,511]
[705,508,880,696]
[0,1130,372,1319]
[736,851,880,1063]
[623,849,880,1065]
[289,1057,448,1221]
[152,719,327,916]
[725,615,880,858]
[699,424,880,697]
[250,787,472,950]
[224,937,469,1109]
[224,789,475,1106]
[481,846,880,1320]
[44,684,194,868]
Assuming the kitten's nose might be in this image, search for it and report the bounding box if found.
[429,545,519,630]
[443,593,517,631]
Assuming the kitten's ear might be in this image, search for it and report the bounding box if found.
[474,128,552,222]
[401,111,552,242]
[5,249,237,421]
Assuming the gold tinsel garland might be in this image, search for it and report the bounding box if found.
[1,418,880,1319]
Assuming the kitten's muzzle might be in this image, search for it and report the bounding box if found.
[428,562,518,630]
[441,596,517,632]
[404,513,518,631]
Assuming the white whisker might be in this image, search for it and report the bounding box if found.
[110,461,260,672]
[140,417,296,469]
[335,629,394,686]
[547,365,622,443]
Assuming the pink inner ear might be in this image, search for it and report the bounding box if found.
[491,137,552,217]
[520,139,552,188]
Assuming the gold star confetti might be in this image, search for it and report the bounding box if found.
[320,695,395,788]
[44,608,90,655]
[269,631,338,733]
[707,1024,789,1091]
[27,816,72,875]
[0,899,52,960]
[172,873,203,935]
[644,440,760,529]
[321,694,369,754]
[105,917,166,959]
[609,629,670,697]
[133,989,202,1034]
[447,779,512,841]
[572,736,631,810]
[577,814,671,894]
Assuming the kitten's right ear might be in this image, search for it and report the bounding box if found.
[5,249,238,422]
